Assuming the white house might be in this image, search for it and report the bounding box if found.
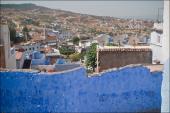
[150,23,163,64]
[94,34,113,47]
[16,42,41,55]
[60,30,72,39]
[79,39,92,48]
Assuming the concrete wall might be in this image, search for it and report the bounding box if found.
[98,50,152,71]
[35,64,80,72]
[0,66,162,112]
[0,45,6,68]
[161,0,170,112]
[150,31,163,64]
[0,25,16,69]
[54,64,81,71]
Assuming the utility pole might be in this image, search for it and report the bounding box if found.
[96,44,99,73]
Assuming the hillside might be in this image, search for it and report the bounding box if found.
[1,3,109,20]
[0,3,38,10]
[1,3,153,37]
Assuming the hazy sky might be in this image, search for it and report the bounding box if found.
[1,1,164,20]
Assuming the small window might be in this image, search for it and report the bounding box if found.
[32,47,34,50]
[25,49,27,51]
[29,48,31,50]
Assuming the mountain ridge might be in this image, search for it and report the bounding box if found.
[0,3,127,21]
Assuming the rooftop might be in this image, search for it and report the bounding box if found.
[153,23,163,31]
[19,41,38,46]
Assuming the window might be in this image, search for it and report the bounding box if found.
[29,48,31,50]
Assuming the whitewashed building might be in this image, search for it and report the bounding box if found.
[79,39,92,48]
[150,23,163,64]
[16,42,41,55]
[60,31,72,39]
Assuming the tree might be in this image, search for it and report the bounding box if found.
[8,21,17,43]
[22,26,29,41]
[59,46,75,56]
[9,27,16,43]
[22,26,29,33]
[33,20,40,26]
[69,53,81,62]
[72,37,80,45]
[86,43,97,71]
[89,28,96,34]
[108,32,113,36]
[80,50,86,60]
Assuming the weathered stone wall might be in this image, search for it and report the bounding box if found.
[99,50,152,71]
[0,45,5,68]
[0,66,162,112]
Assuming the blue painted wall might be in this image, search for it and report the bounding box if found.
[0,66,162,112]
[31,51,46,66]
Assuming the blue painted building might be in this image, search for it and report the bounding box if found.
[0,66,162,112]
[31,51,50,67]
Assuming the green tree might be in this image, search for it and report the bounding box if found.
[59,46,75,56]
[89,28,96,34]
[69,53,81,62]
[108,32,113,36]
[9,27,16,43]
[72,37,80,45]
[86,43,97,71]
[80,50,86,60]
[22,26,29,41]
[8,21,17,43]
[33,20,40,26]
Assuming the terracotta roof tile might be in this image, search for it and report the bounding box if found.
[98,48,151,52]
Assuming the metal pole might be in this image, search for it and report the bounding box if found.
[96,44,99,73]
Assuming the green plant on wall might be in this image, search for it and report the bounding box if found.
[86,43,97,72]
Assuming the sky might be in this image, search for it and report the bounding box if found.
[1,1,164,21]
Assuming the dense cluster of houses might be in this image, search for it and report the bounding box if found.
[0,19,163,73]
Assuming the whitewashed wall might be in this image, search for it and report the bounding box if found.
[161,0,170,112]
[150,31,163,64]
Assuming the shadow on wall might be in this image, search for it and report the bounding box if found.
[0,66,162,112]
